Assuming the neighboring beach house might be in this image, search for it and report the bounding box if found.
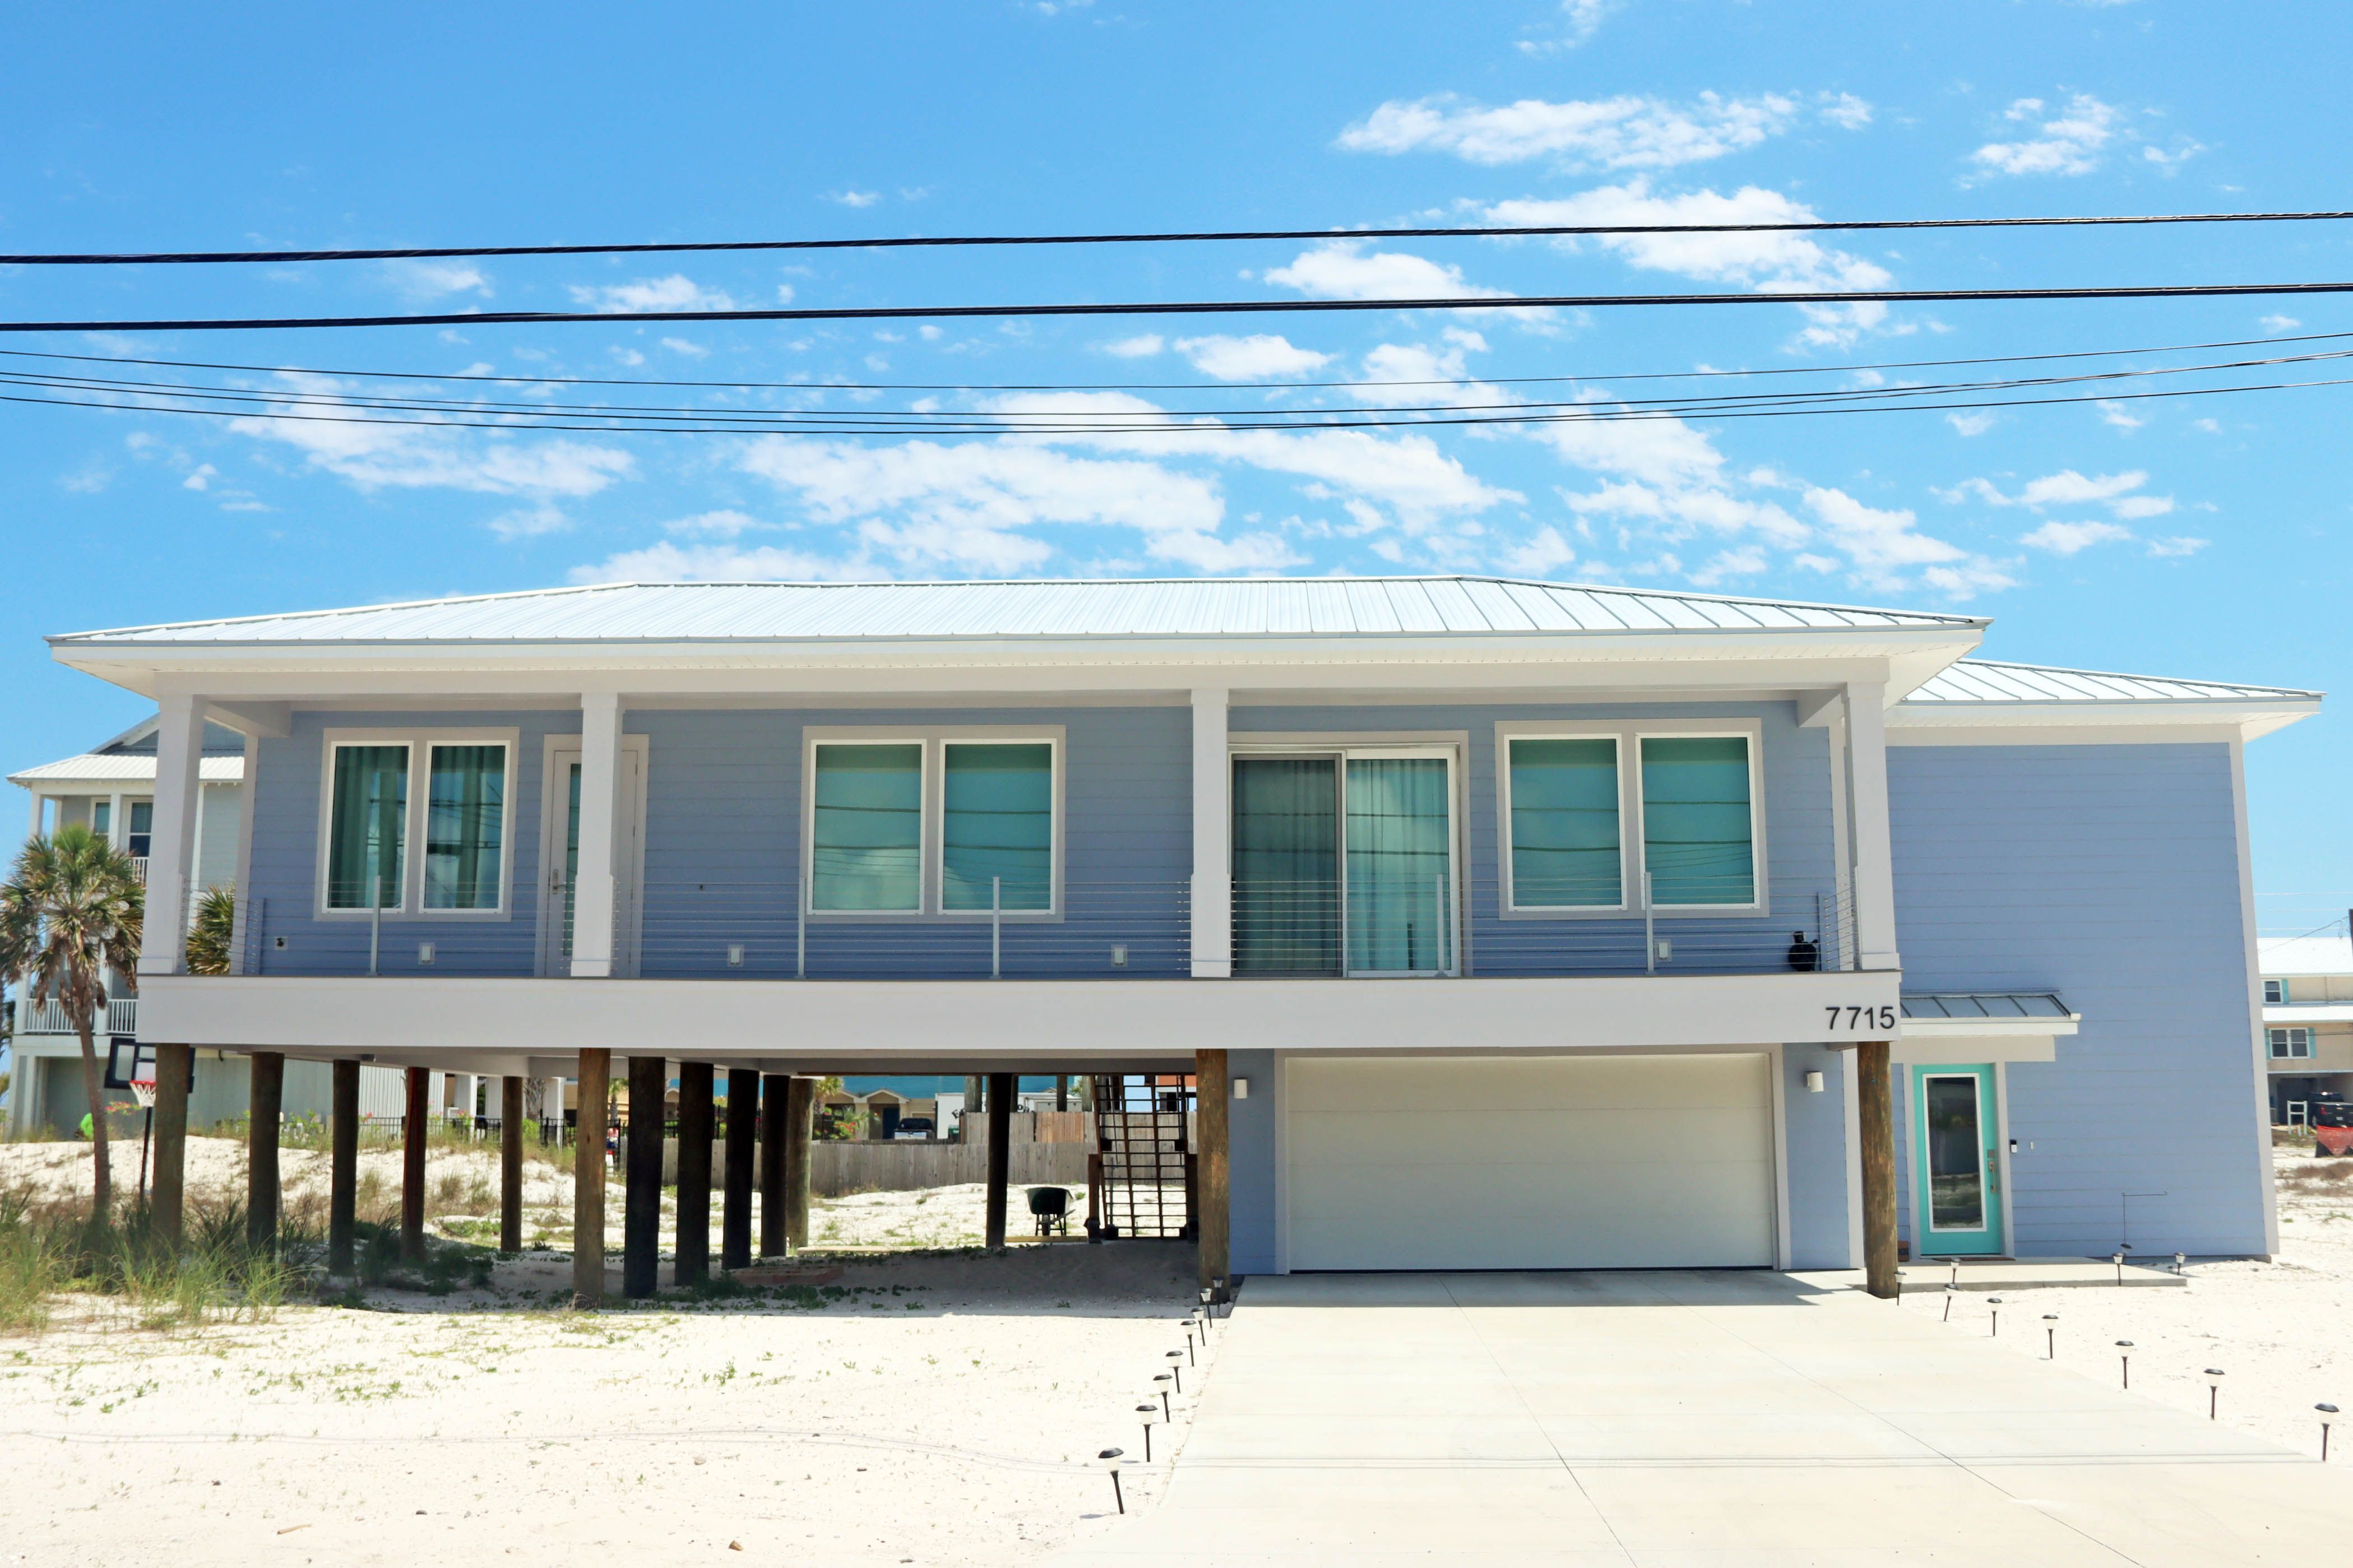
[45,576,2318,1269]
[2254,932,2353,1124]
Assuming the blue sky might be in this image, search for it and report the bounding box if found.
[3,1,2347,929]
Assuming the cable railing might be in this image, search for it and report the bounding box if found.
[224,872,1861,980]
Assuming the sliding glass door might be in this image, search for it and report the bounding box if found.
[1231,750,1457,977]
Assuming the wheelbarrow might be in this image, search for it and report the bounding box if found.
[1027,1185,1073,1238]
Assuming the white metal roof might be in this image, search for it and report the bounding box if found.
[1901,992,2075,1020]
[49,577,1984,646]
[2259,935,2353,977]
[1905,660,2322,706]
[6,754,244,787]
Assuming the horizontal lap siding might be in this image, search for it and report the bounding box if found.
[244,711,564,977]
[1230,702,1838,977]
[1889,743,2267,1257]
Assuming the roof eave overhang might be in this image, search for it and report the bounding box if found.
[50,623,1988,700]
[1889,697,2319,742]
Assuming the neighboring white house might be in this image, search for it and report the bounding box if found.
[2254,930,2353,1124]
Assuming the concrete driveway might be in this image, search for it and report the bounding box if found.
[1053,1270,2352,1566]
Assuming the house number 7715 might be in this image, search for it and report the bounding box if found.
[1826,1005,1898,1032]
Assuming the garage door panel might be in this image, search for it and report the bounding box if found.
[1285,1054,1776,1272]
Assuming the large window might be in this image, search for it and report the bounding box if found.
[1639,736,1756,907]
[942,743,1053,911]
[1506,737,1622,908]
[424,744,506,910]
[811,744,924,911]
[327,744,409,910]
[2269,1027,2314,1060]
[318,729,516,916]
[1500,725,1761,912]
[806,731,1061,915]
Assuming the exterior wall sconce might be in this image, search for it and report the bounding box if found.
[416,943,435,966]
[1110,944,1128,967]
[1233,1078,1250,1100]
[1803,1070,1824,1093]
[726,943,745,968]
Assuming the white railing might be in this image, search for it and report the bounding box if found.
[16,998,138,1037]
[129,856,149,884]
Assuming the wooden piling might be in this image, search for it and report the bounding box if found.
[150,1044,192,1249]
[722,1069,758,1270]
[758,1073,790,1258]
[784,1077,814,1251]
[246,1052,284,1253]
[624,1054,666,1298]
[1196,1049,1229,1296]
[984,1071,1015,1250]
[401,1066,428,1263]
[1858,1040,1900,1300]
[329,1059,359,1274]
[674,1062,714,1287]
[572,1049,610,1306]
[499,1075,524,1254]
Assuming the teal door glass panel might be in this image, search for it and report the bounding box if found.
[1911,1064,2004,1255]
[1231,757,1340,976]
[1344,757,1454,975]
[561,762,581,961]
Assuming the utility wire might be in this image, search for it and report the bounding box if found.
[7,280,2353,335]
[8,326,2353,394]
[8,208,2353,266]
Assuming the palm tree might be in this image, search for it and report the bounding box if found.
[0,825,145,1220]
[185,884,236,976]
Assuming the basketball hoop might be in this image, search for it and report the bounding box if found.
[130,1078,157,1110]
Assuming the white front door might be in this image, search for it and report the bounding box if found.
[1285,1053,1777,1271]
[538,744,647,977]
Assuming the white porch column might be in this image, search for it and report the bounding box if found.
[138,695,207,977]
[570,690,625,978]
[1843,681,1901,973]
[1190,687,1231,978]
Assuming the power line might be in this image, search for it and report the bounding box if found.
[9,326,2352,394]
[7,279,2353,335]
[9,209,2353,266]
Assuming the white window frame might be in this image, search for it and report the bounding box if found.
[2268,1027,2313,1060]
[314,727,520,920]
[2264,978,2287,1004]
[1495,718,1768,917]
[800,726,1065,920]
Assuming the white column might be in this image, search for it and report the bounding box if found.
[1190,687,1231,978]
[138,695,207,976]
[25,790,41,842]
[1842,682,1901,973]
[570,691,625,978]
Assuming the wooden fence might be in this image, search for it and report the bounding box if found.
[657,1112,1096,1195]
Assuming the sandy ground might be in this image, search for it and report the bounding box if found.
[1897,1144,2353,1460]
[0,1138,1212,1567]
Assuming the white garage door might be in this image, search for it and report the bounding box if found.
[1285,1054,1777,1271]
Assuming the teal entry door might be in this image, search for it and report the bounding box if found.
[1910,1064,2005,1256]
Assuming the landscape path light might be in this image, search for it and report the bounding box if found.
[1198,1288,1215,1332]
[1155,1374,1173,1420]
[1212,1276,1227,1315]
[1180,1321,1195,1366]
[1099,1449,1126,1514]
[2116,1341,2134,1390]
[2113,1252,2126,1286]
[1987,1297,2002,1337]
[2044,1314,2059,1360]
[1942,1284,1956,1323]
[1136,1404,1157,1462]
[1167,1351,1184,1394]
[2205,1369,2224,1419]
[2321,1404,2340,1462]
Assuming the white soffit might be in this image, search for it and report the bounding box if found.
[1891,658,2320,740]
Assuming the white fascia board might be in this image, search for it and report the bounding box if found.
[138,969,1900,1060]
[1898,1014,2079,1039]
[1888,702,2318,745]
[2263,1004,2353,1024]
[1890,1034,2060,1064]
[54,626,1984,695]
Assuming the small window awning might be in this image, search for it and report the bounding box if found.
[1900,992,2079,1037]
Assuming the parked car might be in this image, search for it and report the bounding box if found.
[2310,1099,2352,1129]
[893,1116,936,1140]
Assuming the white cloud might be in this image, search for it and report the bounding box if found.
[2261,314,2302,333]
[566,275,739,314]
[2146,535,2208,558]
[1819,92,1874,131]
[1689,545,1769,586]
[570,541,878,584]
[1338,91,1802,169]
[2106,494,2175,519]
[1502,525,1578,576]
[1103,334,1165,359]
[2193,417,2221,433]
[2018,468,2146,506]
[1485,180,1895,345]
[181,463,217,491]
[826,189,882,208]
[1263,242,1514,302]
[489,504,571,541]
[1968,94,2121,179]
[1946,412,1997,436]
[662,509,768,538]
[1173,334,1333,380]
[2020,518,2133,555]
[2142,142,2204,173]
[1516,0,1615,53]
[383,260,492,300]
[228,373,635,498]
[660,337,710,358]
[2096,400,2147,430]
